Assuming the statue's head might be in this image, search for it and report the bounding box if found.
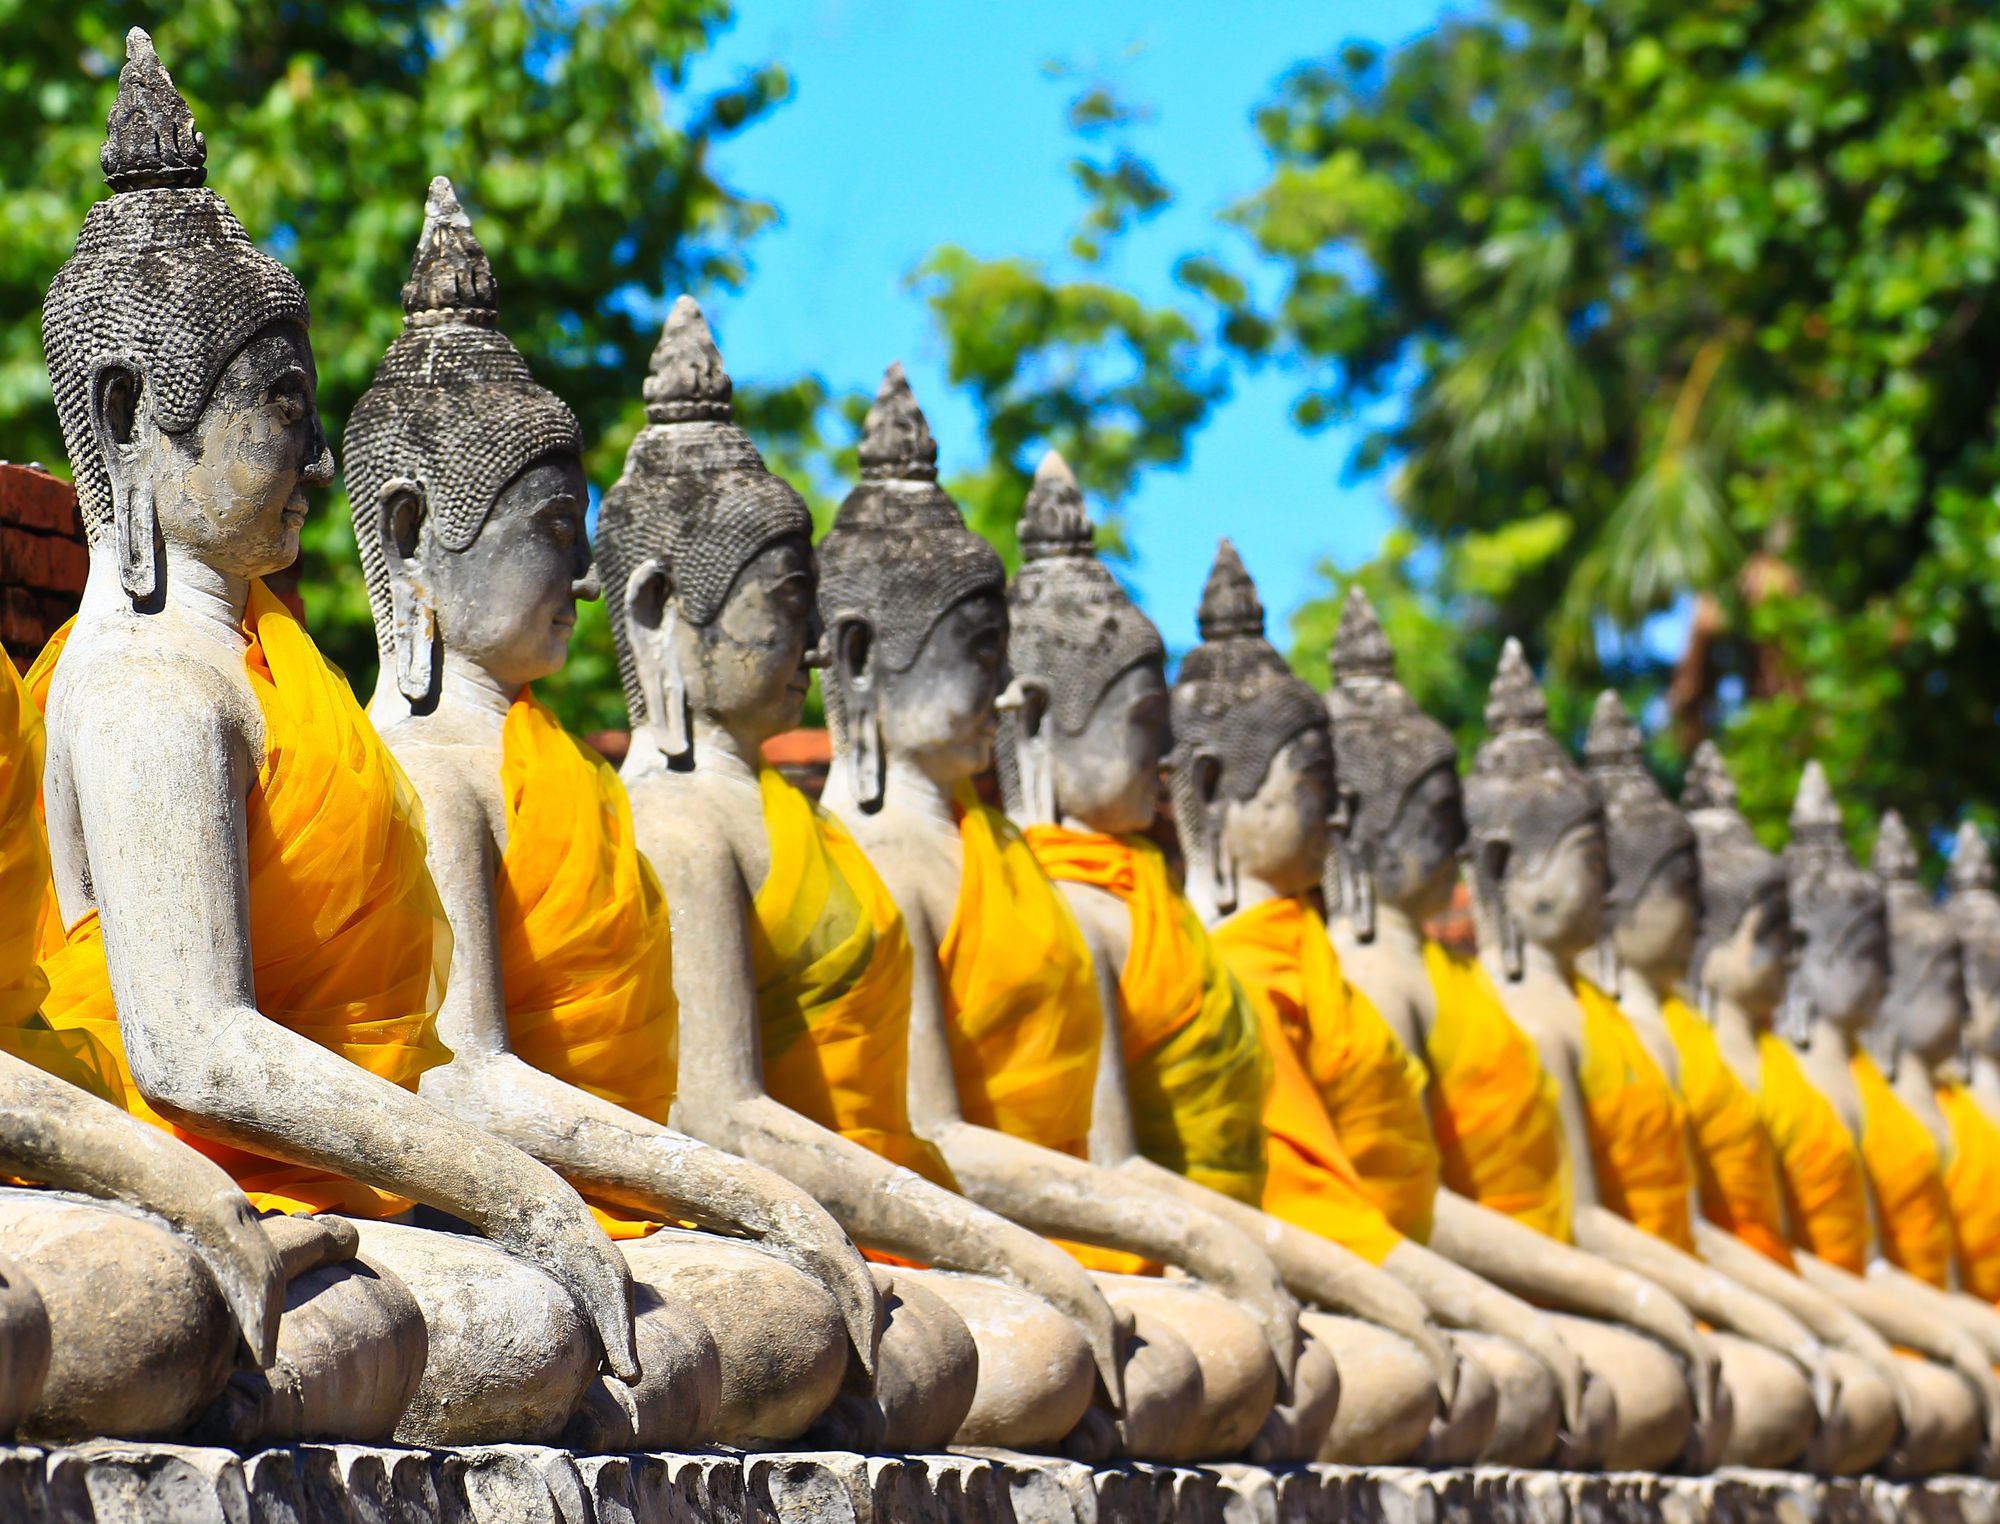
[1462,641,1607,978]
[1324,588,1465,936]
[596,298,816,767]
[1682,742,1793,1020]
[1584,691,1699,991]
[1947,823,2000,1062]
[1784,762,1888,1034]
[42,29,332,607]
[997,453,1168,832]
[1168,542,1331,918]
[345,179,589,708]
[1871,811,1965,1067]
[817,366,1007,809]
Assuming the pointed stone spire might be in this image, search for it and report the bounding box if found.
[856,362,939,482]
[401,176,498,328]
[1583,690,1645,771]
[1484,638,1548,735]
[642,294,733,424]
[101,28,206,191]
[1196,539,1266,642]
[1019,449,1093,561]
[1948,821,1996,897]
[1790,760,1847,849]
[1333,585,1395,684]
[1681,740,1739,812]
[1871,810,1919,885]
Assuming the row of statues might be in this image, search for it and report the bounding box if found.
[3,30,2000,1483]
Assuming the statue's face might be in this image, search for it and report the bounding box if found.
[1504,820,1608,959]
[1055,660,1169,834]
[1700,885,1793,1015]
[1965,927,2000,1060]
[1222,725,1333,898]
[433,451,591,690]
[1888,926,1967,1064]
[669,537,818,745]
[1612,843,1699,983]
[129,320,331,581]
[1371,763,1466,920]
[879,589,1009,785]
[1794,897,1889,1033]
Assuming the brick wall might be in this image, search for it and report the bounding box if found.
[0,464,86,673]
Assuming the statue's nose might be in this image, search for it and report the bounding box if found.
[572,563,602,602]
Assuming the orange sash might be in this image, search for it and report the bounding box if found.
[1214,897,1407,1265]
[1574,977,1696,1252]
[1026,827,1267,1203]
[498,693,677,1237]
[1423,940,1573,1242]
[1852,1051,1956,1289]
[30,583,451,1217]
[1757,1033,1870,1274]
[1938,1082,2000,1303]
[1662,995,1796,1269]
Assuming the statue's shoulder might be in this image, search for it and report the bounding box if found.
[626,767,758,891]
[52,616,258,756]
[1056,877,1130,968]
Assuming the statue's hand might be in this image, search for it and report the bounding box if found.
[1176,1217,1301,1389]
[501,1195,640,1384]
[184,1191,286,1369]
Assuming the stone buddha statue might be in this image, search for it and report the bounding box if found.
[348,183,879,1452]
[607,305,1118,1457]
[31,31,640,1448]
[1947,823,2000,1117]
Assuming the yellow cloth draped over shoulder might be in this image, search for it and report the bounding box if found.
[497,693,676,1238]
[28,582,451,1217]
[1937,1082,2000,1304]
[752,768,954,1189]
[1851,1050,1957,1290]
[1214,896,1408,1265]
[1573,977,1697,1252]
[1757,1032,1870,1275]
[0,660,123,1106]
[1026,827,1268,1203]
[1662,995,1797,1269]
[1422,940,1573,1242]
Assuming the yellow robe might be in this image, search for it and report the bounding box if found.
[1423,940,1573,1242]
[1026,827,1267,1204]
[1662,995,1797,1269]
[1214,896,1407,1265]
[29,582,451,1217]
[752,768,953,1189]
[1937,1081,2000,1303]
[1574,978,1697,1252]
[1757,1033,1870,1275]
[497,693,677,1237]
[1851,1051,1957,1290]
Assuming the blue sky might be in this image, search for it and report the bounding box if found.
[685,0,1450,654]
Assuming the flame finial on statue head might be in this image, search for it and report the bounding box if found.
[1681,740,1738,812]
[1018,450,1094,562]
[856,362,939,482]
[1871,810,1920,886]
[1949,821,1996,897]
[1790,761,1845,848]
[401,177,498,328]
[1333,585,1395,684]
[1484,639,1548,735]
[643,294,732,424]
[1197,539,1266,642]
[101,28,206,191]
[1583,689,1646,771]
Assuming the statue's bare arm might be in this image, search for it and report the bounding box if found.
[400,748,879,1371]
[65,667,637,1380]
[1061,886,1142,1168]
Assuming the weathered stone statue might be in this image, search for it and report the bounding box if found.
[31,31,638,1447]
[1948,823,2000,1118]
[1323,588,1791,1471]
[608,304,1119,1456]
[1584,694,1902,1474]
[348,183,880,1451]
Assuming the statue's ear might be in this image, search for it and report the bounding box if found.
[376,477,438,707]
[89,357,159,606]
[999,677,1056,822]
[623,557,691,767]
[834,617,885,811]
[1184,748,1239,915]
[1471,833,1524,979]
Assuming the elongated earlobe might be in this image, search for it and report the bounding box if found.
[659,603,694,767]
[377,478,438,708]
[624,558,691,767]
[92,361,159,606]
[836,619,885,811]
[1003,680,1056,824]
[1474,836,1523,981]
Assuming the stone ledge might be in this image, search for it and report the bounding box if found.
[3,1441,1997,1523]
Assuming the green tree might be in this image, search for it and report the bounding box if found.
[2,0,787,731]
[1225,5,2000,848]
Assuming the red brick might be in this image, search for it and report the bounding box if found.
[0,465,81,536]
[0,527,87,591]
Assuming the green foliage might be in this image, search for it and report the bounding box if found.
[1,0,785,732]
[1232,2,2000,848]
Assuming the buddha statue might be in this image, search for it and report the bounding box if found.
[1586,695,1901,1474]
[31,31,639,1448]
[1947,823,2000,1117]
[348,184,879,1452]
[810,400,1314,1463]
[607,304,1119,1457]
[1322,588,1797,1471]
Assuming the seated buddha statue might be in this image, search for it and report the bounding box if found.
[31,31,640,1447]
[1584,694,1903,1474]
[606,301,1122,1456]
[1322,586,1792,1471]
[346,183,878,1451]
[1947,824,2000,1120]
